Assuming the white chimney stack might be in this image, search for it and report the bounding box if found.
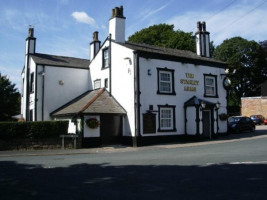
[25,27,36,55]
[195,21,210,57]
[109,6,126,43]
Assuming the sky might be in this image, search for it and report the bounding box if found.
[1,0,267,92]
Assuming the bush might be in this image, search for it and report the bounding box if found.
[0,121,68,140]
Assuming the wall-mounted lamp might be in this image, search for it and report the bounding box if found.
[201,101,206,109]
[147,69,151,76]
[38,71,45,76]
[59,80,64,85]
[124,57,132,65]
[216,101,221,109]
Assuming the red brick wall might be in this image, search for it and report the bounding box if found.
[241,97,267,118]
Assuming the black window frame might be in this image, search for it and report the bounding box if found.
[158,105,177,132]
[102,47,109,69]
[30,72,34,93]
[157,68,176,95]
[204,74,218,98]
[104,78,108,88]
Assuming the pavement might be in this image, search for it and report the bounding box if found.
[1,125,267,157]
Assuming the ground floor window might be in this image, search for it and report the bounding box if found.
[158,105,176,132]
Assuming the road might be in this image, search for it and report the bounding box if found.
[1,126,267,200]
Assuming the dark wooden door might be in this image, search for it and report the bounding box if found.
[100,115,122,145]
[203,110,211,139]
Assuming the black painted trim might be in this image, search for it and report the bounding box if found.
[196,105,200,135]
[41,65,45,121]
[204,74,218,98]
[109,35,112,96]
[157,68,176,95]
[34,66,37,121]
[157,105,177,132]
[35,63,89,70]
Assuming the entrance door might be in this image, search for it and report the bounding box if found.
[203,110,211,139]
[100,115,122,145]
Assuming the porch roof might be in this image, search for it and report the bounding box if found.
[184,96,216,107]
[51,88,127,117]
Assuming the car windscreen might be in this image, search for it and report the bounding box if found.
[228,117,241,123]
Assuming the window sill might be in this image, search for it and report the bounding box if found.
[204,94,218,98]
[158,128,177,132]
[157,91,176,96]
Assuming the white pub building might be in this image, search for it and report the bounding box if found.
[21,6,228,147]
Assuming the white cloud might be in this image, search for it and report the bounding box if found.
[166,2,267,45]
[71,11,96,26]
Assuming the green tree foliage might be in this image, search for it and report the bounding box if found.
[214,37,267,106]
[128,24,196,52]
[0,73,20,121]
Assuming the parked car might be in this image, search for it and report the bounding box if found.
[228,116,255,133]
[250,115,265,125]
[264,118,267,125]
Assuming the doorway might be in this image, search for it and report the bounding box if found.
[100,115,122,145]
[203,110,212,139]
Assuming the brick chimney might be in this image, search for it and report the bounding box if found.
[26,27,36,54]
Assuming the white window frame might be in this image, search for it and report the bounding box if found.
[158,106,176,132]
[103,48,109,69]
[204,76,217,97]
[94,79,101,89]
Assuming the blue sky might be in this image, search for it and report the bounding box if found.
[1,0,267,91]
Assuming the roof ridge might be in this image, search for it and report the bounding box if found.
[79,88,105,113]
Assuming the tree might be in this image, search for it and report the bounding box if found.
[0,73,21,121]
[128,24,196,52]
[214,37,267,106]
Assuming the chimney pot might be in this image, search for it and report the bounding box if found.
[202,22,206,32]
[93,31,99,41]
[29,28,34,37]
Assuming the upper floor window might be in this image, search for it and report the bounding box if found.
[157,68,175,95]
[102,48,109,69]
[204,74,218,97]
[30,73,34,93]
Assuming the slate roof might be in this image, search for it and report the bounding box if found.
[31,53,90,69]
[118,42,226,68]
[51,88,127,117]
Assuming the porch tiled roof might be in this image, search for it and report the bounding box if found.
[51,88,127,117]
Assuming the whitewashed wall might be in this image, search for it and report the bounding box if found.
[89,40,110,91]
[138,57,227,136]
[187,107,196,135]
[110,42,135,137]
[83,115,100,137]
[40,66,90,120]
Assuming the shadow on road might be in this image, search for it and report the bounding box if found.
[1,161,267,200]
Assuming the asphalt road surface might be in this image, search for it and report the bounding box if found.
[1,126,267,200]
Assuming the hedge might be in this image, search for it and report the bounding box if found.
[0,121,69,140]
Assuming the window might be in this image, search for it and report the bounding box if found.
[158,105,176,132]
[104,78,108,88]
[30,73,34,93]
[204,74,218,97]
[157,68,175,95]
[94,79,101,89]
[102,48,109,69]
